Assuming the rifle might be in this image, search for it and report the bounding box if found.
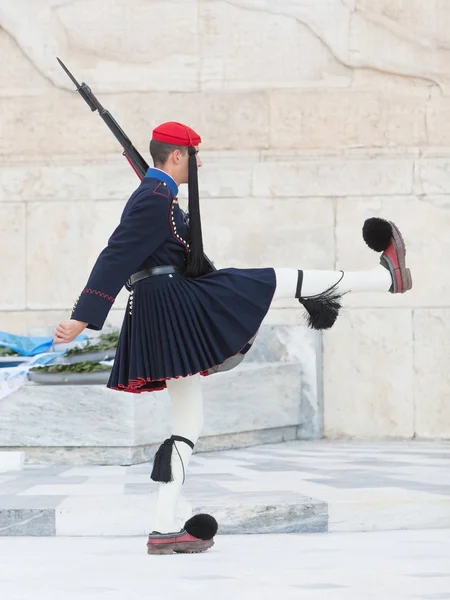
[57,57,215,272]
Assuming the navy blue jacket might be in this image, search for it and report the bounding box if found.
[71,173,189,330]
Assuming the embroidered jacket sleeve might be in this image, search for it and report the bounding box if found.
[71,192,171,330]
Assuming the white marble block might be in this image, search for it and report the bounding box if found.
[0,451,24,472]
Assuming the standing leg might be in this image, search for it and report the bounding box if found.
[152,374,204,533]
[147,374,218,555]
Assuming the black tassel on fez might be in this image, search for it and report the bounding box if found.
[184,147,208,278]
[151,435,194,483]
[295,270,344,331]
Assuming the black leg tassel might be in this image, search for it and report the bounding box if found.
[297,288,344,330]
[150,435,195,483]
[295,270,344,330]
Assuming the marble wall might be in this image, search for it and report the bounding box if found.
[0,0,449,439]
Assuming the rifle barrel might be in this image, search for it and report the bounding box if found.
[56,57,81,89]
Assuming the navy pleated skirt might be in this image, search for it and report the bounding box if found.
[108,267,276,393]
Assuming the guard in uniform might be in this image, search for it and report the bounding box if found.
[54,121,412,555]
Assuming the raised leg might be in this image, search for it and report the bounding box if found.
[272,219,412,329]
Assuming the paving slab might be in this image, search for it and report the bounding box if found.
[0,440,449,536]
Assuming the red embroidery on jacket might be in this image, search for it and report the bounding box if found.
[153,182,171,198]
[81,288,115,303]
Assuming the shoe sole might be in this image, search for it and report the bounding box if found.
[388,221,413,293]
[147,539,214,555]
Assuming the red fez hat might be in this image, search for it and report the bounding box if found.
[152,122,202,147]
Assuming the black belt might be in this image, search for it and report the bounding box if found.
[128,265,184,286]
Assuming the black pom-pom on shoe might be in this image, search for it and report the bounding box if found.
[184,514,218,540]
[362,218,393,252]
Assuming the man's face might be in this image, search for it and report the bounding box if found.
[194,147,202,169]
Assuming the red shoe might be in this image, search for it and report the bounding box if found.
[380,221,412,294]
[362,218,412,294]
[147,514,218,555]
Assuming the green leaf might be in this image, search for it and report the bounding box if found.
[63,331,120,357]
[30,362,112,374]
[0,347,20,357]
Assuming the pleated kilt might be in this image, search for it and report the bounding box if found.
[108,267,276,393]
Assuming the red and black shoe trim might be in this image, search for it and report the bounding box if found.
[362,218,413,294]
[147,514,218,555]
[380,222,413,294]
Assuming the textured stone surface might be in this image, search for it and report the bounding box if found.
[3,531,450,599]
[2,531,450,599]
[253,158,414,197]
[269,90,428,149]
[196,426,299,454]
[427,90,450,145]
[201,196,335,269]
[0,204,26,310]
[415,158,450,195]
[0,509,55,536]
[199,1,351,91]
[323,309,414,438]
[3,0,450,93]
[0,91,270,156]
[413,309,450,439]
[0,452,24,472]
[203,363,303,435]
[0,160,138,203]
[328,498,450,533]
[12,428,299,467]
[195,502,328,535]
[26,200,129,309]
[0,384,139,447]
[0,0,200,94]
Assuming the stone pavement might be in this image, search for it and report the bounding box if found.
[1,530,450,600]
[1,440,450,536]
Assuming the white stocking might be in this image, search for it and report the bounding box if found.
[273,267,391,302]
[152,374,204,533]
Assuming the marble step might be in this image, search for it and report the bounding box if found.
[1,440,450,536]
[0,451,24,472]
[3,483,450,537]
[0,494,327,537]
[0,358,317,465]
